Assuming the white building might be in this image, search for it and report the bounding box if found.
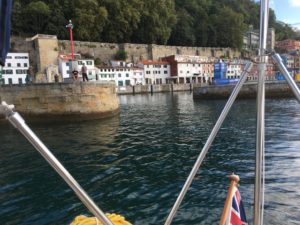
[142,60,171,84]
[97,65,144,86]
[162,55,214,84]
[1,53,29,84]
[225,63,242,79]
[58,54,97,80]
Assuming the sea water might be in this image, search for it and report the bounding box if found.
[0,92,299,224]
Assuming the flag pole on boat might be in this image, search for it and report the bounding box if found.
[0,102,114,225]
[219,174,239,225]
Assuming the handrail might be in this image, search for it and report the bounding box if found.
[0,101,114,225]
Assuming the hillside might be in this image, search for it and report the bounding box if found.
[12,0,299,50]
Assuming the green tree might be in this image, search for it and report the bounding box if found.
[133,0,177,44]
[11,0,23,35]
[73,0,108,41]
[24,1,51,35]
[100,0,142,43]
[212,6,245,49]
[46,0,68,39]
[168,9,195,46]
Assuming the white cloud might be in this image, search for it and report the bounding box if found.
[289,0,300,6]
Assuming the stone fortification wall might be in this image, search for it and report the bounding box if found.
[11,35,241,70]
[58,39,240,63]
[59,40,121,63]
[0,82,119,121]
[123,43,150,62]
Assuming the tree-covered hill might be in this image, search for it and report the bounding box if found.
[11,0,299,50]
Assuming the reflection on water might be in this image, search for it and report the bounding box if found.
[0,92,300,224]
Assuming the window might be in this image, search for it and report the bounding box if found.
[15,56,28,59]
[8,78,12,84]
[7,63,11,67]
[86,61,93,65]
[164,65,167,68]
[17,63,21,67]
[164,71,168,74]
[5,69,13,74]
[78,61,83,65]
[6,56,12,59]
[125,80,130,86]
[66,70,70,74]
[18,78,22,84]
[16,69,23,74]
[126,73,129,77]
[118,80,124,86]
[118,73,121,77]
[24,63,28,67]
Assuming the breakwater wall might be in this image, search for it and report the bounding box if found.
[0,82,119,121]
[116,83,203,95]
[193,81,300,99]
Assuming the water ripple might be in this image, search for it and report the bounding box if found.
[0,94,300,224]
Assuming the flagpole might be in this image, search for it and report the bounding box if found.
[219,174,240,225]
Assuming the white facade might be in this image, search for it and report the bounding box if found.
[1,53,29,84]
[225,63,242,79]
[58,54,96,80]
[97,66,144,86]
[143,61,170,84]
[178,62,203,77]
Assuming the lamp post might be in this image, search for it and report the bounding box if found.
[66,19,74,60]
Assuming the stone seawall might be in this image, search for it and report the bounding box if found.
[193,81,300,99]
[0,83,119,121]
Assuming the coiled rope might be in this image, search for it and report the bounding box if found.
[70,213,132,225]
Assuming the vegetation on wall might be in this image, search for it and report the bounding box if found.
[11,0,300,50]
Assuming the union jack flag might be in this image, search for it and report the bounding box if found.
[225,186,248,225]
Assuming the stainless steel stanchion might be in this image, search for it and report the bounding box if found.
[164,62,253,225]
[0,102,114,225]
[254,1,269,225]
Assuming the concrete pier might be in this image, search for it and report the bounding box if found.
[0,82,119,121]
[193,81,300,99]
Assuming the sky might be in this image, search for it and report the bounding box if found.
[269,0,300,29]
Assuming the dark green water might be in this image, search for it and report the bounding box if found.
[1,92,300,224]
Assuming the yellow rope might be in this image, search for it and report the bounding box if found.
[70,213,132,225]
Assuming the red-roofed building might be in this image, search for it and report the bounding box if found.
[140,60,171,84]
[162,55,214,84]
[276,39,300,52]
